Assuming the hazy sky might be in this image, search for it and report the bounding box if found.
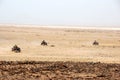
[0,0,120,26]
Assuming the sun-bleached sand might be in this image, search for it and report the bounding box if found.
[0,25,120,63]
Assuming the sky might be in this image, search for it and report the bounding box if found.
[0,0,120,27]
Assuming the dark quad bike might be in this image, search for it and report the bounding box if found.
[93,40,99,46]
[41,40,48,46]
[12,45,21,53]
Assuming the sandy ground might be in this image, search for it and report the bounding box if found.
[0,26,120,63]
[0,61,120,80]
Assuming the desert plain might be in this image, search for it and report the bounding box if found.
[0,26,120,80]
[0,26,120,63]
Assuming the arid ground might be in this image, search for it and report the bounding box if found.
[0,26,120,63]
[0,26,120,80]
[0,61,120,80]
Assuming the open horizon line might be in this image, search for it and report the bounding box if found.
[0,23,120,30]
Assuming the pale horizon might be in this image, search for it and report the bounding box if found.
[0,24,120,31]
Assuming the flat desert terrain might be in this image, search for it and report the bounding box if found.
[0,26,120,80]
[0,26,120,63]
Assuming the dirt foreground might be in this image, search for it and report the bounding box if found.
[0,61,120,80]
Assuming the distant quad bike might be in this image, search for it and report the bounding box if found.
[93,40,99,46]
[12,45,21,53]
[41,40,48,46]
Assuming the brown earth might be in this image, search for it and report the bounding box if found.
[0,61,120,80]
